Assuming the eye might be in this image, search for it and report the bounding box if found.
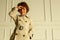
[23,8,25,10]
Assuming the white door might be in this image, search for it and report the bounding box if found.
[0,0,60,40]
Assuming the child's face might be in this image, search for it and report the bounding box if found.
[18,6,27,16]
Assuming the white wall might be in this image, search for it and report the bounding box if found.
[0,0,60,40]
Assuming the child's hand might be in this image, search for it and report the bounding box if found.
[17,6,23,9]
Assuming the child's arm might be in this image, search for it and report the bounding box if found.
[28,19,34,39]
[9,7,18,21]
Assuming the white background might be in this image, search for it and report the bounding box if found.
[0,0,60,40]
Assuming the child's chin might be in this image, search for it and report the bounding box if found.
[22,14,25,16]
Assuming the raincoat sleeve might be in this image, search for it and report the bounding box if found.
[9,7,18,21]
[28,19,34,39]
